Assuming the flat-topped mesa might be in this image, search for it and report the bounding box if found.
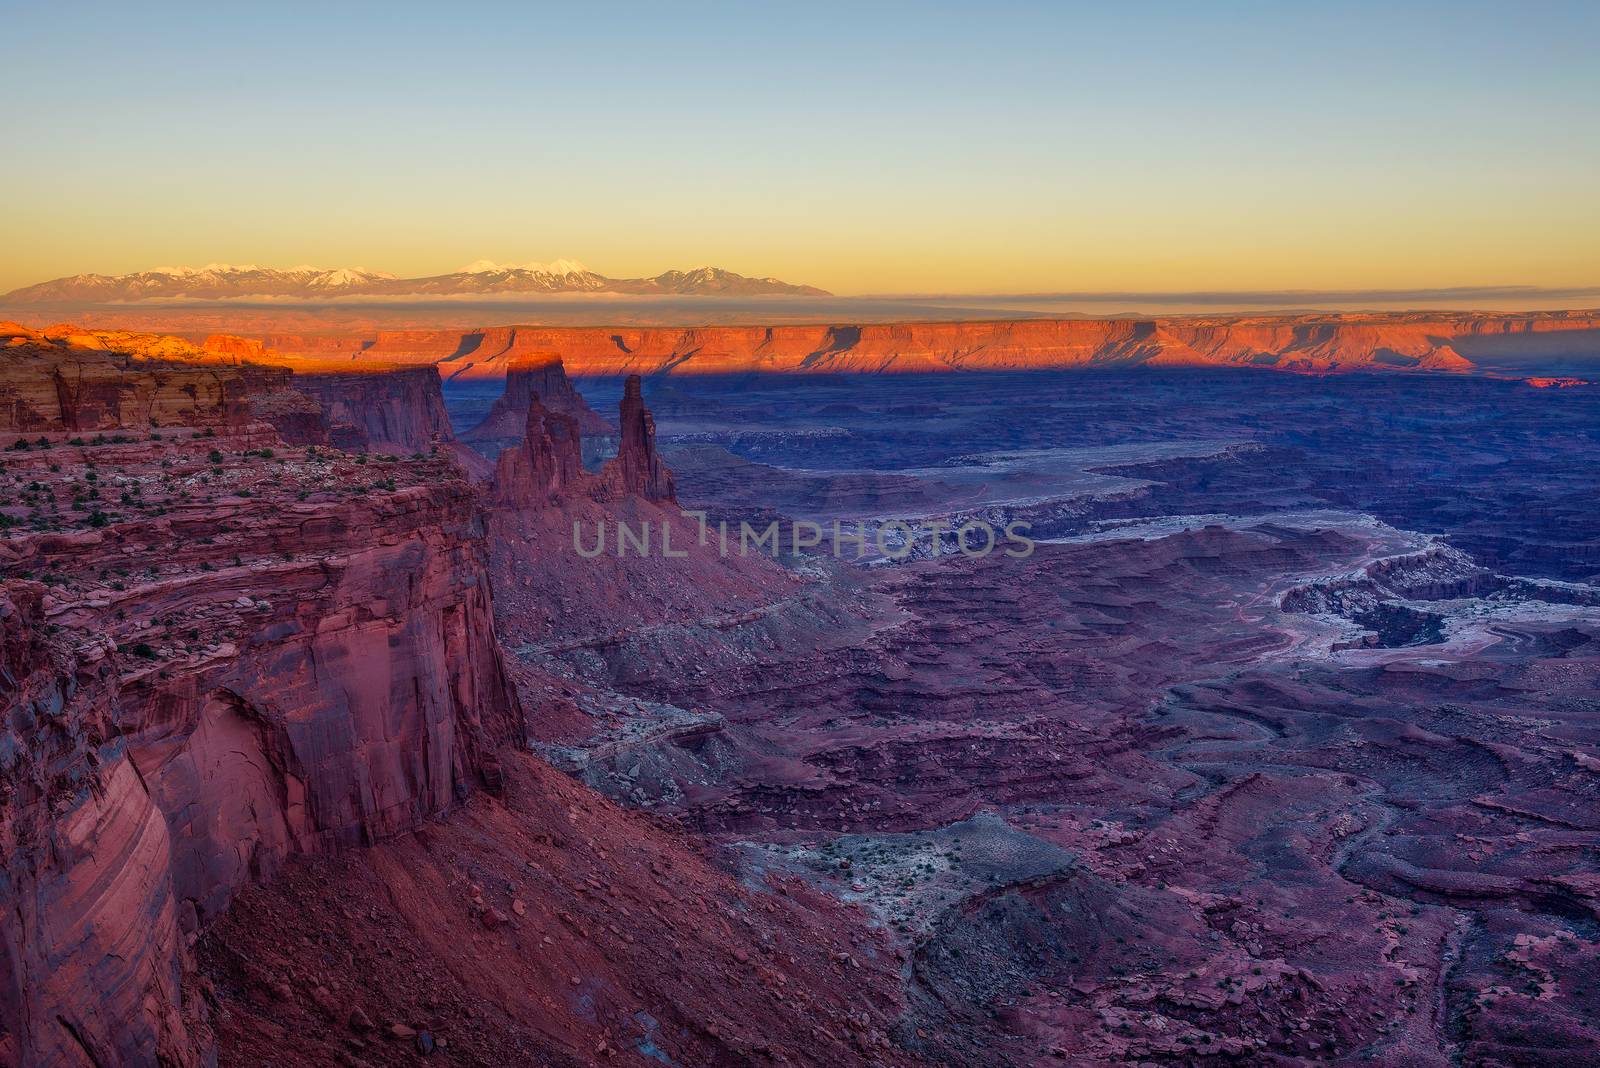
[463,353,612,445]
[291,366,454,453]
[244,310,1600,379]
[491,393,583,507]
[604,374,675,502]
[1,326,299,432]
[200,333,271,361]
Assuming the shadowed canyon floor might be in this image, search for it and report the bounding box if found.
[472,370,1600,1066]
[4,326,1599,1066]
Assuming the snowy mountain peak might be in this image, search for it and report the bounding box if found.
[460,259,591,276]
[308,268,395,287]
[144,264,267,276]
[2,260,829,302]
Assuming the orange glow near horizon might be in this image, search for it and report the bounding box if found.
[2,5,1596,300]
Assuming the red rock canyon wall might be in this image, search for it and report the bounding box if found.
[244,310,1600,378]
[0,373,518,1065]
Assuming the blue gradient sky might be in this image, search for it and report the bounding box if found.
[2,1,1596,294]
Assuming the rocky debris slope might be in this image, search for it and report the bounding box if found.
[198,752,913,1068]
[1,416,518,1066]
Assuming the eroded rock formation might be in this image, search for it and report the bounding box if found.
[489,374,674,508]
[0,397,517,1064]
[197,753,912,1068]
[462,354,612,448]
[490,396,583,508]
[0,584,197,1067]
[608,375,675,502]
[10,317,1600,1067]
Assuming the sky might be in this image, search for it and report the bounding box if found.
[2,1,1597,297]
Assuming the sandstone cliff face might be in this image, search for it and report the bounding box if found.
[1,419,519,1066]
[253,333,370,361]
[1,326,296,432]
[242,311,1600,378]
[462,354,611,447]
[291,366,454,453]
[199,333,271,361]
[197,332,465,452]
[240,387,329,445]
[0,585,197,1068]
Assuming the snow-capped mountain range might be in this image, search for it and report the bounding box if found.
[2,261,829,303]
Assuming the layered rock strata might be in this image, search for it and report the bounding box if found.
[1,323,295,432]
[290,366,454,453]
[239,310,1600,378]
[1,412,517,1065]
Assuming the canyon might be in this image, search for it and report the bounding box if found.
[3,320,1599,1067]
[490,366,1600,1065]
